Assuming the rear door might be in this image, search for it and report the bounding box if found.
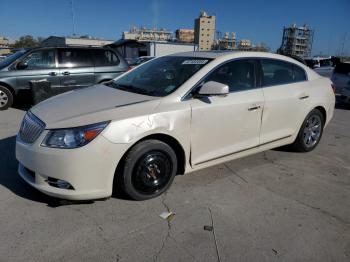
[91,48,126,83]
[258,59,310,144]
[57,48,95,92]
[15,48,60,90]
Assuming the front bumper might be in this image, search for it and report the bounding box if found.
[16,131,129,200]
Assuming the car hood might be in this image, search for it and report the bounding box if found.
[30,84,160,129]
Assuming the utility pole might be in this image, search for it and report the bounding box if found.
[340,33,347,57]
[70,0,76,36]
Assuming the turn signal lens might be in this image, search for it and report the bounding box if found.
[83,129,101,141]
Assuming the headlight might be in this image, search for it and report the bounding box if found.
[41,121,109,149]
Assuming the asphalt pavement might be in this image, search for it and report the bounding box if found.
[0,105,349,262]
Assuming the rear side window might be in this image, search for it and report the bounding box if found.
[293,65,307,82]
[260,59,306,86]
[205,59,256,92]
[92,49,120,67]
[58,48,93,68]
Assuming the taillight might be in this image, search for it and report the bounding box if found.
[331,83,336,94]
[127,66,132,71]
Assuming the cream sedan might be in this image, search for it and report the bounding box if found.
[16,51,335,200]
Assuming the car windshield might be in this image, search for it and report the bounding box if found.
[111,56,211,97]
[319,59,333,67]
[0,49,28,69]
[334,62,350,75]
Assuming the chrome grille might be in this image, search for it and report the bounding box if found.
[19,112,45,144]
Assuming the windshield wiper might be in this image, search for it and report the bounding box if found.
[112,82,155,96]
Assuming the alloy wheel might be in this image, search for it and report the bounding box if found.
[0,90,8,108]
[303,114,322,148]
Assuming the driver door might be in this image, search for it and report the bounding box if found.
[16,48,60,90]
[190,59,264,166]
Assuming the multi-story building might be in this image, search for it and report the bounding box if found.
[123,26,172,42]
[279,24,314,58]
[194,11,216,51]
[238,39,252,50]
[176,29,194,43]
[215,32,237,50]
[0,36,11,55]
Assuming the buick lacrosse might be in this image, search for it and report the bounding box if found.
[16,51,335,200]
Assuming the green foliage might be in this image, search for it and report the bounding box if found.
[11,35,41,48]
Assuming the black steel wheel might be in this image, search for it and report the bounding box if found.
[120,139,177,200]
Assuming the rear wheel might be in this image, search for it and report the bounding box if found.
[119,140,177,200]
[291,109,324,152]
[0,86,13,110]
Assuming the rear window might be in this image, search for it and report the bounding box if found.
[58,48,93,68]
[91,49,120,67]
[334,62,350,75]
[260,59,306,86]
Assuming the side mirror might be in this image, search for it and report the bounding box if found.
[16,61,28,70]
[197,81,229,96]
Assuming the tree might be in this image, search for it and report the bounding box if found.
[11,35,40,48]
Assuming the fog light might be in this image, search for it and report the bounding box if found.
[46,177,74,190]
[57,180,72,189]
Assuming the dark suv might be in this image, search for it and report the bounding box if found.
[0,46,129,110]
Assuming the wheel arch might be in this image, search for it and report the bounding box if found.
[314,105,327,124]
[0,82,16,97]
[115,133,187,180]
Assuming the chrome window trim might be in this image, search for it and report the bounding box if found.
[181,56,309,101]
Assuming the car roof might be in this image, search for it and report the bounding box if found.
[169,51,299,61]
[169,51,241,59]
[30,45,111,51]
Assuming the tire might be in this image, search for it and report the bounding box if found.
[291,109,324,152]
[0,86,13,110]
[119,139,177,200]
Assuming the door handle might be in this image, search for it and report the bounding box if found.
[62,71,70,76]
[299,95,309,100]
[248,104,261,111]
[48,72,57,76]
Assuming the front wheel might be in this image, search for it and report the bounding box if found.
[0,86,13,110]
[291,109,324,152]
[119,140,177,200]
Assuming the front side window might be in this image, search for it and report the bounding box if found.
[92,49,119,67]
[260,59,306,86]
[0,49,28,69]
[204,59,256,92]
[111,56,211,97]
[58,48,93,68]
[21,49,55,69]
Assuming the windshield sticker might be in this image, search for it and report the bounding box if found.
[182,59,208,65]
